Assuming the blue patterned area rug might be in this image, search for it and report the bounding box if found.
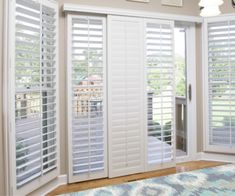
[62,164,235,196]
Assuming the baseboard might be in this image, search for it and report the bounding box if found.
[29,174,67,196]
[197,152,235,163]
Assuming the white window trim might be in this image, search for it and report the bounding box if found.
[67,14,108,183]
[3,0,11,194]
[4,0,60,195]
[203,14,235,154]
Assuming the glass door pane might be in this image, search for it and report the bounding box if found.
[174,27,187,157]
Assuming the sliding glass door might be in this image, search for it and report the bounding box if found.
[67,14,190,183]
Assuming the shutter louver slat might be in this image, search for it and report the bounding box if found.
[16,15,40,26]
[16,172,41,188]
[16,0,40,10]
[16,7,40,18]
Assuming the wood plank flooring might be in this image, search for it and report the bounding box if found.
[47,161,226,196]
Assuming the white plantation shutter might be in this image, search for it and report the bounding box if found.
[41,3,58,175]
[205,18,235,152]
[108,15,145,177]
[15,0,41,188]
[11,0,58,194]
[67,15,107,182]
[145,20,175,169]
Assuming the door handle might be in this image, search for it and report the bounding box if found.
[188,84,192,102]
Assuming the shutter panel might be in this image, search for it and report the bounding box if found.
[145,20,175,169]
[108,15,145,178]
[67,15,107,183]
[205,18,235,152]
[41,3,58,175]
[13,0,58,192]
[15,0,42,188]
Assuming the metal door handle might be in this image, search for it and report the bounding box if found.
[188,84,192,101]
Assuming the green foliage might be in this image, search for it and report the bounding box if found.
[163,121,171,130]
[175,54,186,97]
[223,116,235,127]
[147,67,161,93]
[163,121,172,144]
[148,120,161,139]
[147,55,172,94]
[149,120,172,144]
[73,50,102,84]
[16,138,28,172]
[147,54,186,96]
[15,27,40,88]
[210,50,229,96]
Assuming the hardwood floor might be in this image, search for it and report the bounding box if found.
[47,161,226,196]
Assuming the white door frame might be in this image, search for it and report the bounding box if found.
[175,23,197,163]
